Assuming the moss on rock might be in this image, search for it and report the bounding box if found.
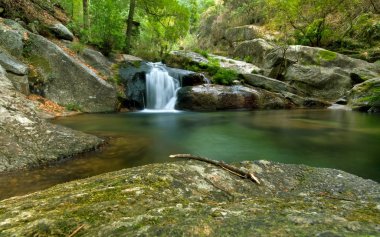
[0,160,379,236]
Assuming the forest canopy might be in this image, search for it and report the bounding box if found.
[55,0,379,60]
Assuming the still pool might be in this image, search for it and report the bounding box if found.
[1,109,379,199]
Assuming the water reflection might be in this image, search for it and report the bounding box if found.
[1,110,379,200]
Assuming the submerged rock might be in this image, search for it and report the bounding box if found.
[0,160,378,236]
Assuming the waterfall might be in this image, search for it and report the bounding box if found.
[145,62,180,111]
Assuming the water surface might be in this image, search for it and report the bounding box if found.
[1,110,379,199]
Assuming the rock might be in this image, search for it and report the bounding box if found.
[119,61,194,109]
[243,73,299,95]
[181,73,209,87]
[0,0,69,34]
[49,23,74,41]
[266,45,380,81]
[79,48,113,78]
[225,25,262,43]
[0,160,378,236]
[25,33,117,112]
[284,64,354,102]
[169,50,209,66]
[0,51,29,94]
[119,61,150,109]
[6,73,29,95]
[348,78,380,112]
[209,54,262,74]
[176,84,292,111]
[233,38,275,67]
[0,19,118,112]
[0,51,28,75]
[0,65,102,172]
[0,19,24,57]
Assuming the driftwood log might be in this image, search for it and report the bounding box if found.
[169,154,260,184]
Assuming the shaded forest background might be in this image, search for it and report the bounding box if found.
[20,0,380,61]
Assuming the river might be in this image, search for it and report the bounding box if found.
[1,109,379,199]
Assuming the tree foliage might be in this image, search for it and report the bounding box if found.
[58,0,196,57]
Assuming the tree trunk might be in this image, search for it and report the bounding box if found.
[83,0,89,30]
[125,0,136,54]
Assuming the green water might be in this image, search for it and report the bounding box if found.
[1,109,379,199]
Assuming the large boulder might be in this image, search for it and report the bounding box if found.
[0,51,29,94]
[0,160,378,236]
[24,33,118,112]
[0,65,102,172]
[348,78,380,112]
[0,19,118,112]
[79,47,113,78]
[233,38,275,67]
[284,65,354,102]
[176,85,292,111]
[0,19,25,57]
[258,45,380,102]
[265,46,380,80]
[225,25,262,43]
[242,73,300,95]
[49,23,74,41]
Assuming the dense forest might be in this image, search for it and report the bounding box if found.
[44,0,379,61]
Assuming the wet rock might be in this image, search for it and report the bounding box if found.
[0,65,102,172]
[0,160,378,236]
[49,23,74,41]
[348,78,380,113]
[181,73,209,87]
[176,84,292,111]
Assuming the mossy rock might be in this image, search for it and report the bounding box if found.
[0,160,379,236]
[348,77,380,112]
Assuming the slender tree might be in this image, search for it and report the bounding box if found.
[83,0,89,29]
[125,0,136,54]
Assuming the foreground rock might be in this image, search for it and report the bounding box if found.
[0,160,378,236]
[348,78,380,112]
[0,66,103,172]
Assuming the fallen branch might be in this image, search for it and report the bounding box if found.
[68,224,85,237]
[169,154,260,184]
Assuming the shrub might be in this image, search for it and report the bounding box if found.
[69,42,86,54]
[65,103,81,111]
[212,68,238,85]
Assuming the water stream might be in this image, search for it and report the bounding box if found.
[1,110,379,200]
[145,62,180,111]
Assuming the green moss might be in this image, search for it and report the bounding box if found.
[65,103,82,111]
[318,50,337,62]
[212,68,238,85]
[69,42,86,54]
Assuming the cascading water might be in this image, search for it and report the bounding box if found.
[145,62,180,111]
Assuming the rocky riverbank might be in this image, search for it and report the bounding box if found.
[0,159,379,236]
